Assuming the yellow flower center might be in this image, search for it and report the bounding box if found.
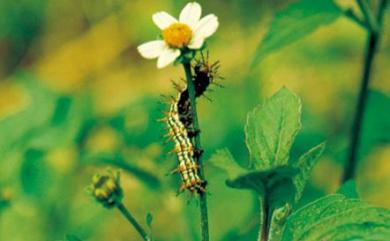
[163,23,192,48]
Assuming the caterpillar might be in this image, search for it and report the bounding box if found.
[176,53,221,132]
[163,53,221,194]
[166,98,206,194]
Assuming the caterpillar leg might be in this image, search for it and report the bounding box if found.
[187,129,200,138]
[194,149,204,159]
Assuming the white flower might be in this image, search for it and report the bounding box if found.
[137,2,219,69]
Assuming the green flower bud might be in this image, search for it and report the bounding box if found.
[89,170,123,208]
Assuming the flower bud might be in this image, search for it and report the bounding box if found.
[89,170,123,208]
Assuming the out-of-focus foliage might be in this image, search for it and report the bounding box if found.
[0,0,389,241]
[252,0,342,66]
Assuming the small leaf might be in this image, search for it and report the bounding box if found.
[281,194,390,241]
[292,142,326,201]
[51,96,72,125]
[245,87,301,170]
[20,148,51,198]
[252,0,342,66]
[208,149,247,179]
[226,166,299,197]
[146,212,153,228]
[337,180,359,199]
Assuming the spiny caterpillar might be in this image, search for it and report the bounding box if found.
[177,52,221,131]
[165,99,206,194]
[163,53,221,194]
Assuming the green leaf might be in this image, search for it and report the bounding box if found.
[146,212,153,228]
[252,0,342,66]
[27,94,90,150]
[20,148,51,198]
[281,194,390,241]
[245,87,301,170]
[51,96,73,125]
[337,180,359,199]
[226,166,298,197]
[208,149,247,179]
[292,142,326,201]
[0,75,56,159]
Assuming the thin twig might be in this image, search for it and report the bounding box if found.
[183,62,210,241]
[343,8,367,29]
[356,0,378,32]
[117,203,151,241]
[342,0,387,182]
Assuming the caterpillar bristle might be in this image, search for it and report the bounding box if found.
[157,117,168,122]
[202,94,212,102]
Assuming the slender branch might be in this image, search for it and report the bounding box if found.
[343,8,367,29]
[117,203,151,241]
[183,62,210,241]
[342,0,387,182]
[356,0,378,32]
[257,196,270,241]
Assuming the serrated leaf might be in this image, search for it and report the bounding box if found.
[292,142,325,201]
[209,149,247,179]
[245,87,301,170]
[281,194,390,241]
[252,0,342,66]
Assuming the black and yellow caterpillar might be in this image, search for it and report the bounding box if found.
[163,54,221,194]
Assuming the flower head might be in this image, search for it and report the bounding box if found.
[88,170,123,208]
[138,2,219,68]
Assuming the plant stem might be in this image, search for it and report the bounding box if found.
[117,203,151,241]
[257,196,270,241]
[342,0,387,182]
[183,62,210,241]
[356,0,378,31]
[343,8,367,29]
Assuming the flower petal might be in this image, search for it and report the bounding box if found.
[188,35,204,49]
[179,2,202,29]
[157,48,180,68]
[153,12,177,30]
[137,40,166,59]
[194,14,219,38]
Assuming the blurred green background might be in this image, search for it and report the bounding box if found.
[0,0,389,241]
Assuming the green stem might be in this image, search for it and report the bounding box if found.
[356,0,378,31]
[257,196,270,241]
[342,0,387,182]
[343,8,367,29]
[117,203,151,241]
[183,62,210,241]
